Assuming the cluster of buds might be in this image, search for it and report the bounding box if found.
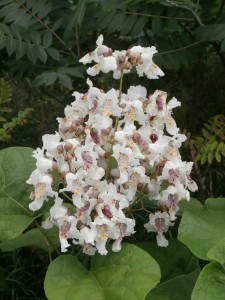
[27,35,197,255]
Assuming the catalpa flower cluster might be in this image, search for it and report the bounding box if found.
[27,35,197,255]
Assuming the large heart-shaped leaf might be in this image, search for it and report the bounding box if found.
[44,243,161,300]
[0,147,35,240]
[0,227,59,252]
[178,198,225,260]
[207,237,225,265]
[137,240,200,300]
[147,269,199,300]
[192,262,225,300]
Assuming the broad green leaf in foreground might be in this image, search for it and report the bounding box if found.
[44,243,161,300]
[137,240,200,300]
[178,198,225,260]
[0,227,59,252]
[207,237,225,266]
[0,147,35,240]
[192,262,225,300]
[147,269,199,300]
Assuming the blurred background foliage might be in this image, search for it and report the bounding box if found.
[0,1,225,297]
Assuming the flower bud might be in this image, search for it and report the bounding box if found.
[102,205,113,219]
[132,133,141,143]
[57,144,64,154]
[90,128,100,144]
[64,142,73,151]
[64,153,73,161]
[156,95,163,111]
[150,134,158,143]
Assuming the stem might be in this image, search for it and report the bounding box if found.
[157,41,201,55]
[125,184,150,216]
[189,8,204,26]
[62,192,73,202]
[34,220,61,257]
[216,0,225,18]
[109,9,194,22]
[19,2,66,47]
[114,72,124,132]
[75,23,80,57]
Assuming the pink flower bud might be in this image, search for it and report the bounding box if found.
[102,205,113,219]
[132,133,141,143]
[150,134,158,143]
[90,128,100,144]
[57,144,64,154]
[64,153,73,161]
[156,95,163,111]
[64,142,73,151]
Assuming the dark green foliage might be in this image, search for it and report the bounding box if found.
[0,78,33,142]
[0,0,225,299]
[194,115,225,165]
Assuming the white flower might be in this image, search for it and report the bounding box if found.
[60,170,87,208]
[26,169,56,211]
[42,132,61,157]
[32,148,53,173]
[144,211,173,247]
[130,46,164,79]
[74,142,105,180]
[27,34,197,255]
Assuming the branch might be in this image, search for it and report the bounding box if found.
[210,41,225,70]
[107,9,195,22]
[157,41,201,55]
[216,0,225,18]
[189,8,204,26]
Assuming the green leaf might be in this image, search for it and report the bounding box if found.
[210,141,218,151]
[0,78,12,105]
[208,152,214,164]
[26,43,38,63]
[0,227,59,252]
[137,240,199,282]
[192,263,225,300]
[15,40,26,59]
[107,13,126,34]
[74,0,87,26]
[147,269,199,300]
[36,46,47,63]
[0,215,33,240]
[6,36,17,56]
[0,116,7,122]
[58,67,84,78]
[196,24,225,42]
[121,15,138,35]
[177,198,202,216]
[57,73,73,90]
[0,35,7,50]
[200,153,207,165]
[30,31,41,45]
[47,48,60,61]
[26,0,36,10]
[215,152,222,163]
[132,16,147,36]
[33,72,58,86]
[152,17,163,36]
[43,31,52,47]
[0,107,12,113]
[207,237,225,265]
[221,39,225,52]
[44,243,161,300]
[217,142,224,152]
[0,147,35,240]
[178,198,225,260]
